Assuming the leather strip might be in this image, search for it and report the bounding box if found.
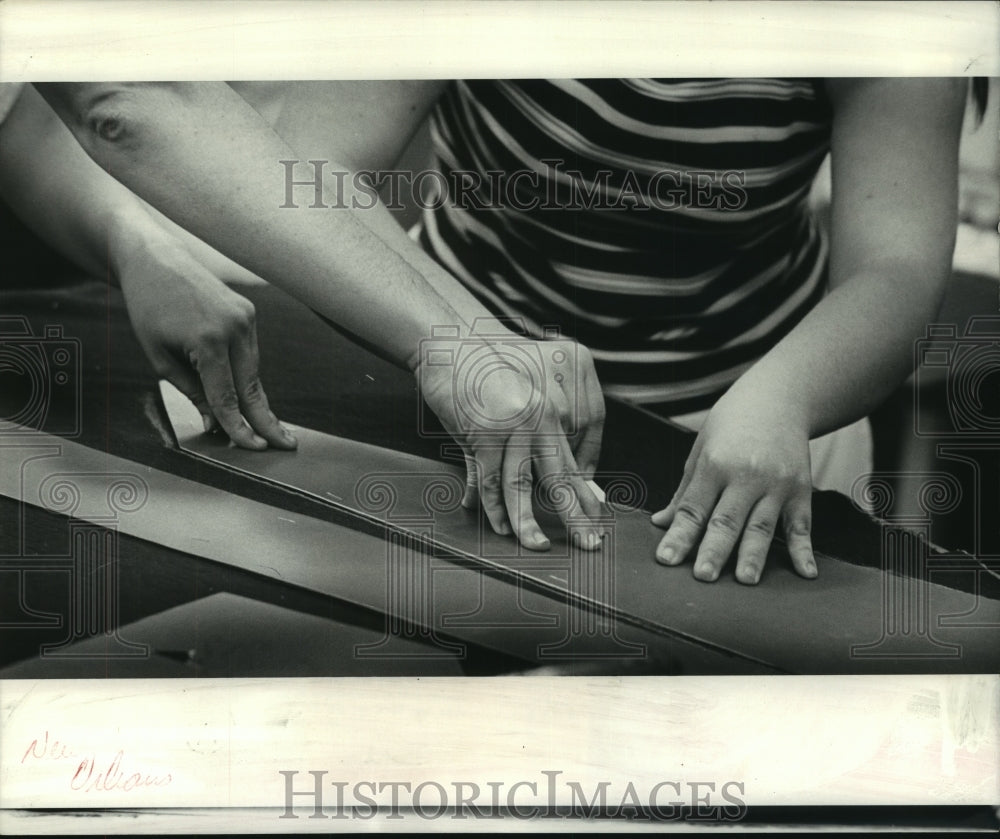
[0,432,762,672]
[160,382,1000,673]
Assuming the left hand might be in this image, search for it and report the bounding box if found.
[113,223,297,451]
[650,384,817,585]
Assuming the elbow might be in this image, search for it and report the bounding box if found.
[37,83,150,160]
[79,89,141,156]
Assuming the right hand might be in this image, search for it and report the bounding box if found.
[113,226,296,451]
[415,333,606,551]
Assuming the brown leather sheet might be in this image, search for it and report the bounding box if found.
[0,592,465,677]
[161,383,1000,674]
[2,432,762,674]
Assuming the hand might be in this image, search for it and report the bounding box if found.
[415,332,606,551]
[650,384,817,584]
[114,228,297,451]
[537,337,606,479]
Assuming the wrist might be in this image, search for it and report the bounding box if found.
[406,319,522,374]
[106,204,174,284]
[719,368,811,433]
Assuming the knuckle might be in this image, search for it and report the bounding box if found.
[708,511,741,534]
[480,471,503,494]
[785,516,812,538]
[209,387,241,413]
[675,502,707,528]
[503,471,533,494]
[701,450,734,477]
[744,517,776,538]
[235,297,256,319]
[242,375,264,402]
[226,311,253,335]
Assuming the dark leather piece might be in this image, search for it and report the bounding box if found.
[0,592,467,678]
[4,432,766,674]
[164,383,1000,674]
[3,273,996,674]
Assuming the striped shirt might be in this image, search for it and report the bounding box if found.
[419,79,833,415]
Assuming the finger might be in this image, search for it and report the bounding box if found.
[574,382,605,481]
[558,434,605,524]
[460,447,478,509]
[734,497,783,586]
[229,319,296,450]
[190,343,267,450]
[783,486,818,579]
[651,439,702,528]
[476,444,512,537]
[654,467,719,567]
[534,440,603,551]
[501,441,550,551]
[156,357,215,432]
[692,486,759,582]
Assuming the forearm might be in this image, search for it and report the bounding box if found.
[733,261,950,438]
[247,80,502,330]
[739,78,965,439]
[37,81,483,368]
[137,199,265,286]
[286,157,503,331]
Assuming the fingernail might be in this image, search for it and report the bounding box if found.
[202,414,213,433]
[585,533,602,551]
[740,565,759,585]
[497,522,513,536]
[656,545,676,565]
[695,562,719,582]
[282,429,298,446]
[804,559,818,578]
[530,529,550,550]
[251,433,267,447]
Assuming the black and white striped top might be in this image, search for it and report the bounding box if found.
[419,79,833,415]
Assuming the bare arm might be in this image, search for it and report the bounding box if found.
[0,83,137,280]
[36,81,468,366]
[741,77,964,435]
[0,84,295,450]
[653,77,965,585]
[146,80,446,284]
[35,80,605,551]
[231,80,499,328]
